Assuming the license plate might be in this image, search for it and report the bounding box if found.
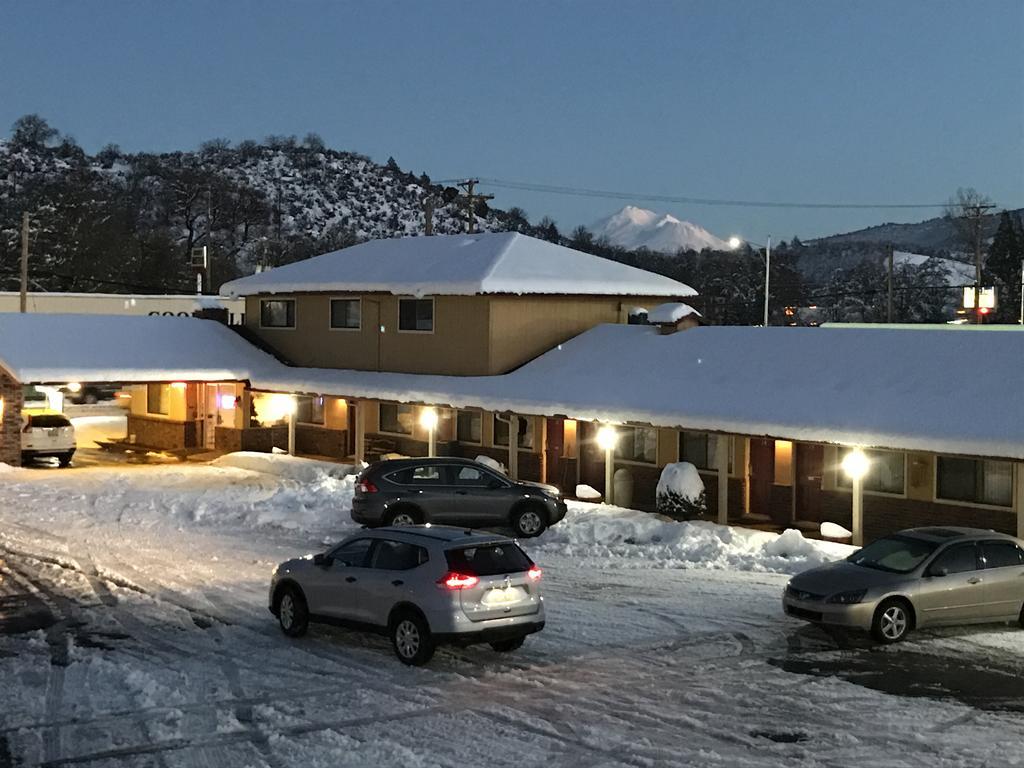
[48,429,59,439]
[482,586,524,606]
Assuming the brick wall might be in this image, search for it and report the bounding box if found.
[215,426,289,453]
[127,415,196,450]
[0,368,24,466]
[819,490,1017,541]
[296,425,348,458]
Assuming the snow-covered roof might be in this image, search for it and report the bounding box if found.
[0,313,278,383]
[220,232,696,298]
[647,302,701,324]
[253,325,1024,461]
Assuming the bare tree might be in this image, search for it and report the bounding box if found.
[945,187,996,322]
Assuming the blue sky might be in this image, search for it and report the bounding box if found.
[1,1,1021,240]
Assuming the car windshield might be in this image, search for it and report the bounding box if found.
[30,414,72,428]
[847,534,939,574]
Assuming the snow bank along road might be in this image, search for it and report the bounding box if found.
[0,460,1022,767]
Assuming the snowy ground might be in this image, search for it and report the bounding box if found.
[0,458,1022,767]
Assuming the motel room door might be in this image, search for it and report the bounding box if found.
[748,438,775,522]
[201,384,235,451]
[544,417,564,486]
[794,443,824,524]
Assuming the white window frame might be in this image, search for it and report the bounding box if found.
[378,402,414,436]
[934,454,1015,510]
[614,425,659,465]
[258,298,297,330]
[328,296,362,331]
[397,296,435,334]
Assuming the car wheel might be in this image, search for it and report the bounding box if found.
[390,610,434,666]
[871,598,912,643]
[58,452,73,468]
[511,505,547,538]
[277,586,309,638]
[84,393,98,405]
[386,507,419,527]
[490,636,525,653]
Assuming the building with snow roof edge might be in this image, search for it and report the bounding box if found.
[1,232,1023,545]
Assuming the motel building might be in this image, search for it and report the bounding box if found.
[1,231,1023,546]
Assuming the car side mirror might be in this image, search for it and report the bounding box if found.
[488,479,504,490]
[929,566,948,578]
[313,553,333,568]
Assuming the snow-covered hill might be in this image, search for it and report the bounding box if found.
[893,251,976,286]
[591,205,729,254]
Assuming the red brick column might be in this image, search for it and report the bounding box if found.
[0,368,24,467]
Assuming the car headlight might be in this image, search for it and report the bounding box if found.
[827,589,867,605]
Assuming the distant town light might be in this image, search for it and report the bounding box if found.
[841,448,870,480]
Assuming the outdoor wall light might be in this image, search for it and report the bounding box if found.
[841,448,870,480]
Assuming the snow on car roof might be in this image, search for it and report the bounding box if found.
[220,232,696,298]
[0,313,280,383]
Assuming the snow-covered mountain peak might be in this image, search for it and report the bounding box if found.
[592,205,728,254]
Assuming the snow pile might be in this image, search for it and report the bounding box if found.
[474,454,506,474]
[0,462,21,474]
[533,502,854,574]
[656,462,704,501]
[575,484,601,500]
[647,302,701,324]
[212,451,353,483]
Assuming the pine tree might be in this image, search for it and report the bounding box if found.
[986,211,1023,321]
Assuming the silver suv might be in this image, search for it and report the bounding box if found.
[269,526,546,665]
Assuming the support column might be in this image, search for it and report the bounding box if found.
[354,401,365,466]
[507,415,519,480]
[287,410,296,456]
[851,475,864,547]
[0,369,24,467]
[742,437,751,517]
[716,435,729,525]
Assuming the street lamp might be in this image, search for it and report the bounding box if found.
[596,425,618,505]
[419,407,438,457]
[729,235,773,326]
[282,395,298,456]
[841,448,870,546]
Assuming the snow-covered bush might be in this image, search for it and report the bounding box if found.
[656,462,707,520]
[474,455,506,474]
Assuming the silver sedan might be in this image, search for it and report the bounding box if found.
[783,526,1024,643]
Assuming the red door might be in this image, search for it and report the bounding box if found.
[748,438,775,520]
[795,444,824,523]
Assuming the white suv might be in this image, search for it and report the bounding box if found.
[269,526,546,665]
[21,412,76,467]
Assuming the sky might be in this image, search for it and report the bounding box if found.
[1,1,1022,241]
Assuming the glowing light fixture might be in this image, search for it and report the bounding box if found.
[419,407,439,431]
[728,236,743,249]
[841,448,870,480]
[596,425,618,452]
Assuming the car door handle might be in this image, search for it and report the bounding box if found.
[455,490,468,495]
[391,580,404,587]
[967,577,982,584]
[345,576,357,583]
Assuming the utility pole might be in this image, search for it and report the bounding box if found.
[1019,257,1024,325]
[19,212,29,313]
[457,179,493,234]
[962,203,996,324]
[422,195,436,236]
[762,236,772,327]
[886,243,894,323]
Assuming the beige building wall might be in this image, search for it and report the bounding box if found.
[486,295,664,373]
[128,383,190,421]
[245,292,679,375]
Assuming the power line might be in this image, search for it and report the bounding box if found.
[436,177,959,210]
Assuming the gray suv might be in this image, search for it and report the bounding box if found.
[351,457,567,538]
[269,526,546,665]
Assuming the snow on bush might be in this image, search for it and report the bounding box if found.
[575,484,601,500]
[655,462,707,520]
[532,502,854,574]
[474,454,506,474]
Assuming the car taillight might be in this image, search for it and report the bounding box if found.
[438,572,479,590]
[357,480,378,494]
[527,567,542,581]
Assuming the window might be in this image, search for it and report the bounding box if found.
[260,299,295,328]
[295,395,325,425]
[330,298,361,330]
[838,449,905,495]
[29,414,72,428]
[848,534,939,574]
[928,544,980,576]
[451,465,503,487]
[456,410,482,444]
[493,415,534,449]
[615,426,658,463]
[387,465,445,484]
[981,540,1024,569]
[937,457,1013,507]
[679,431,730,472]
[370,540,428,570]
[147,383,168,415]
[379,403,413,435]
[398,298,433,332]
[445,543,533,576]
[330,538,373,568]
